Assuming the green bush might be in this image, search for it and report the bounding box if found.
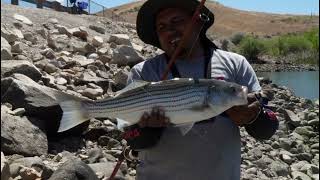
[230,32,245,45]
[238,36,266,61]
[278,36,313,55]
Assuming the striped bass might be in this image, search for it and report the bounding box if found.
[56,78,248,134]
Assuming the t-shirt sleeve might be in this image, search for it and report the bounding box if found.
[235,57,261,92]
[127,65,144,85]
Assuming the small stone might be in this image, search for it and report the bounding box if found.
[44,63,58,73]
[81,88,103,99]
[55,77,68,85]
[92,36,104,47]
[13,14,33,26]
[10,108,26,116]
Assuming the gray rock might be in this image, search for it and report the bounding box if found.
[284,109,301,127]
[279,138,293,151]
[1,60,42,81]
[291,171,311,180]
[307,112,317,120]
[12,29,24,39]
[1,25,18,43]
[97,47,109,55]
[18,166,42,180]
[72,55,94,66]
[36,28,48,38]
[111,45,144,66]
[55,77,68,85]
[269,161,290,177]
[109,34,131,45]
[89,25,105,34]
[92,36,104,47]
[81,88,103,99]
[1,152,10,180]
[47,34,70,51]
[294,126,315,137]
[1,37,12,60]
[11,42,28,54]
[11,108,26,116]
[1,108,48,156]
[88,53,99,60]
[70,26,88,41]
[48,18,59,24]
[55,24,72,36]
[13,21,23,29]
[48,158,98,180]
[76,71,110,89]
[13,14,33,26]
[88,162,124,179]
[99,55,112,64]
[113,68,129,88]
[291,161,310,172]
[9,156,43,178]
[23,32,37,44]
[85,148,103,164]
[44,63,59,74]
[307,118,319,127]
[1,74,62,134]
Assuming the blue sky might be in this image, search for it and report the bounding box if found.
[1,0,319,15]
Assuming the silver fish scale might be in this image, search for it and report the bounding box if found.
[84,85,209,118]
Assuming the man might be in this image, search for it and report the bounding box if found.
[124,0,278,179]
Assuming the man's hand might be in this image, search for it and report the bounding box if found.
[138,107,170,127]
[226,93,261,126]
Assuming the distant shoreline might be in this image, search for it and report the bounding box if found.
[251,63,319,72]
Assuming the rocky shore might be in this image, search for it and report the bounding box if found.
[1,3,319,180]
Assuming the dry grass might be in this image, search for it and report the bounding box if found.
[101,1,319,38]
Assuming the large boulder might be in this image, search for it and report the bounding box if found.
[1,60,42,81]
[1,74,62,134]
[1,105,48,156]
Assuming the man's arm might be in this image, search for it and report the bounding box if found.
[226,57,278,140]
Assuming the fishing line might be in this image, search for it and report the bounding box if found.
[185,11,211,59]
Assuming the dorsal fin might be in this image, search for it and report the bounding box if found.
[114,80,150,97]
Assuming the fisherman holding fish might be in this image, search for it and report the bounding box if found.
[56,0,279,179]
[123,0,279,179]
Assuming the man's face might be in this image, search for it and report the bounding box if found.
[155,8,193,57]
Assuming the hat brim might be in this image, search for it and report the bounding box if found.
[136,0,214,49]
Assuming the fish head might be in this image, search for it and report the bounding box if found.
[207,82,248,107]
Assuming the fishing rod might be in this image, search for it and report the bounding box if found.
[108,0,208,179]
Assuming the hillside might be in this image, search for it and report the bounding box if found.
[103,0,319,38]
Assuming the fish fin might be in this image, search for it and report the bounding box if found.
[175,123,195,136]
[114,80,149,97]
[116,118,131,131]
[57,100,89,132]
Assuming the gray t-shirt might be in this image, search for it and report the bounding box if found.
[127,49,261,180]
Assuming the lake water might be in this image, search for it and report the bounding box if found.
[256,71,319,100]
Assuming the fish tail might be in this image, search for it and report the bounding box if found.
[58,100,90,132]
[52,90,90,132]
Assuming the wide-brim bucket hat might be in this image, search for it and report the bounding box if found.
[136,0,215,49]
